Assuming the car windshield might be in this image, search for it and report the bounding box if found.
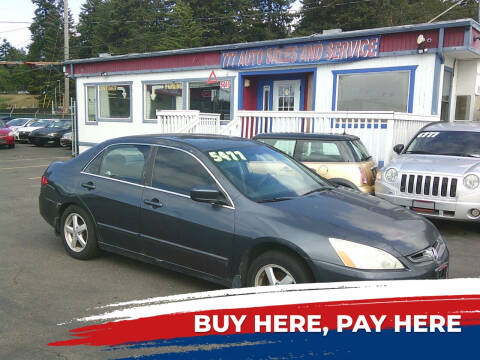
[48,121,70,129]
[7,118,28,126]
[351,139,372,161]
[205,144,331,202]
[0,120,6,128]
[30,120,50,127]
[405,131,480,158]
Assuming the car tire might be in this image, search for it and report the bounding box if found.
[60,205,99,260]
[246,250,313,287]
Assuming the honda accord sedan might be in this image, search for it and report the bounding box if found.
[39,135,449,287]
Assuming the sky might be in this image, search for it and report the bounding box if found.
[0,0,302,50]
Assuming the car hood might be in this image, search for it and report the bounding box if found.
[387,154,480,175]
[0,128,10,135]
[262,188,439,256]
[31,127,70,135]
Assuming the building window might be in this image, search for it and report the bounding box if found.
[336,70,410,112]
[145,82,183,121]
[273,80,301,111]
[86,86,97,122]
[189,82,231,120]
[441,70,452,121]
[99,84,131,119]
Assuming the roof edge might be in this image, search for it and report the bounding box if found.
[65,18,478,65]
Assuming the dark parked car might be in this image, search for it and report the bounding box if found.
[39,135,449,287]
[29,120,72,146]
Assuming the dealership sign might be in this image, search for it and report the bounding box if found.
[221,36,380,69]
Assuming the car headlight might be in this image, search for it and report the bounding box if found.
[329,238,404,270]
[49,132,60,137]
[464,174,479,189]
[8,131,13,136]
[384,168,398,183]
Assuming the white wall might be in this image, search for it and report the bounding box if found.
[76,54,438,152]
[315,54,437,115]
[76,68,238,152]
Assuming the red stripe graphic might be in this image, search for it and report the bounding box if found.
[49,295,480,347]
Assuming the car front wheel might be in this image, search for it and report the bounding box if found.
[247,250,313,287]
[60,205,99,260]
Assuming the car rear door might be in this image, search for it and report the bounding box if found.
[139,145,235,279]
[79,144,151,254]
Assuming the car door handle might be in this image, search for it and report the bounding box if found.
[81,181,96,190]
[144,198,163,208]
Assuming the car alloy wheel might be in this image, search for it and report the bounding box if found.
[64,213,88,252]
[254,264,296,286]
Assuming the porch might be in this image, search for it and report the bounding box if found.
[157,110,440,166]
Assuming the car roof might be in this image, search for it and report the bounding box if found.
[422,121,480,132]
[107,134,259,152]
[253,132,359,141]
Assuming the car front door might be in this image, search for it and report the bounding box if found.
[140,146,235,279]
[79,144,151,254]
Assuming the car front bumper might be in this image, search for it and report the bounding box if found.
[29,135,60,145]
[310,246,449,282]
[60,138,72,147]
[0,135,15,145]
[376,181,480,221]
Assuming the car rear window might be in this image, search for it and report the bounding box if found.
[350,139,372,161]
[296,140,347,162]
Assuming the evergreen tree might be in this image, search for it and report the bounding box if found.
[28,0,72,108]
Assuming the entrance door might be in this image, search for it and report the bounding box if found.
[273,80,301,111]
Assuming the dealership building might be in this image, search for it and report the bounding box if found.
[65,18,480,163]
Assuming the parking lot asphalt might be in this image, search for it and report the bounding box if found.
[1,144,479,359]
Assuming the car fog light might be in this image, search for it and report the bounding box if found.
[470,209,480,218]
[384,168,398,183]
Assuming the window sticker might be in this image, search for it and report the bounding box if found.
[209,151,247,162]
[417,132,439,138]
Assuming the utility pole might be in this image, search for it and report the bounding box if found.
[63,0,69,115]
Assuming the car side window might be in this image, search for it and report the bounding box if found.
[152,147,217,195]
[97,145,149,184]
[84,153,103,175]
[296,140,345,162]
[257,138,296,157]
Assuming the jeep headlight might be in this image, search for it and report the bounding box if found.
[464,174,479,190]
[384,168,398,183]
[329,238,404,270]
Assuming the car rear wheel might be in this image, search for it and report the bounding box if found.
[61,205,99,260]
[247,250,313,287]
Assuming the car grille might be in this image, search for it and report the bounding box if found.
[399,173,458,198]
[408,239,446,263]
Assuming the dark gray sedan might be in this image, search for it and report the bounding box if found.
[39,135,449,287]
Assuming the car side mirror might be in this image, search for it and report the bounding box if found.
[393,144,404,155]
[190,186,227,205]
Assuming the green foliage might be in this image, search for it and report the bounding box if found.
[295,0,480,36]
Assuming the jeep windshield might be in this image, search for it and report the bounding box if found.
[405,131,480,158]
[205,144,332,202]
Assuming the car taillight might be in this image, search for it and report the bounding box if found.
[359,167,367,185]
[41,176,49,186]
